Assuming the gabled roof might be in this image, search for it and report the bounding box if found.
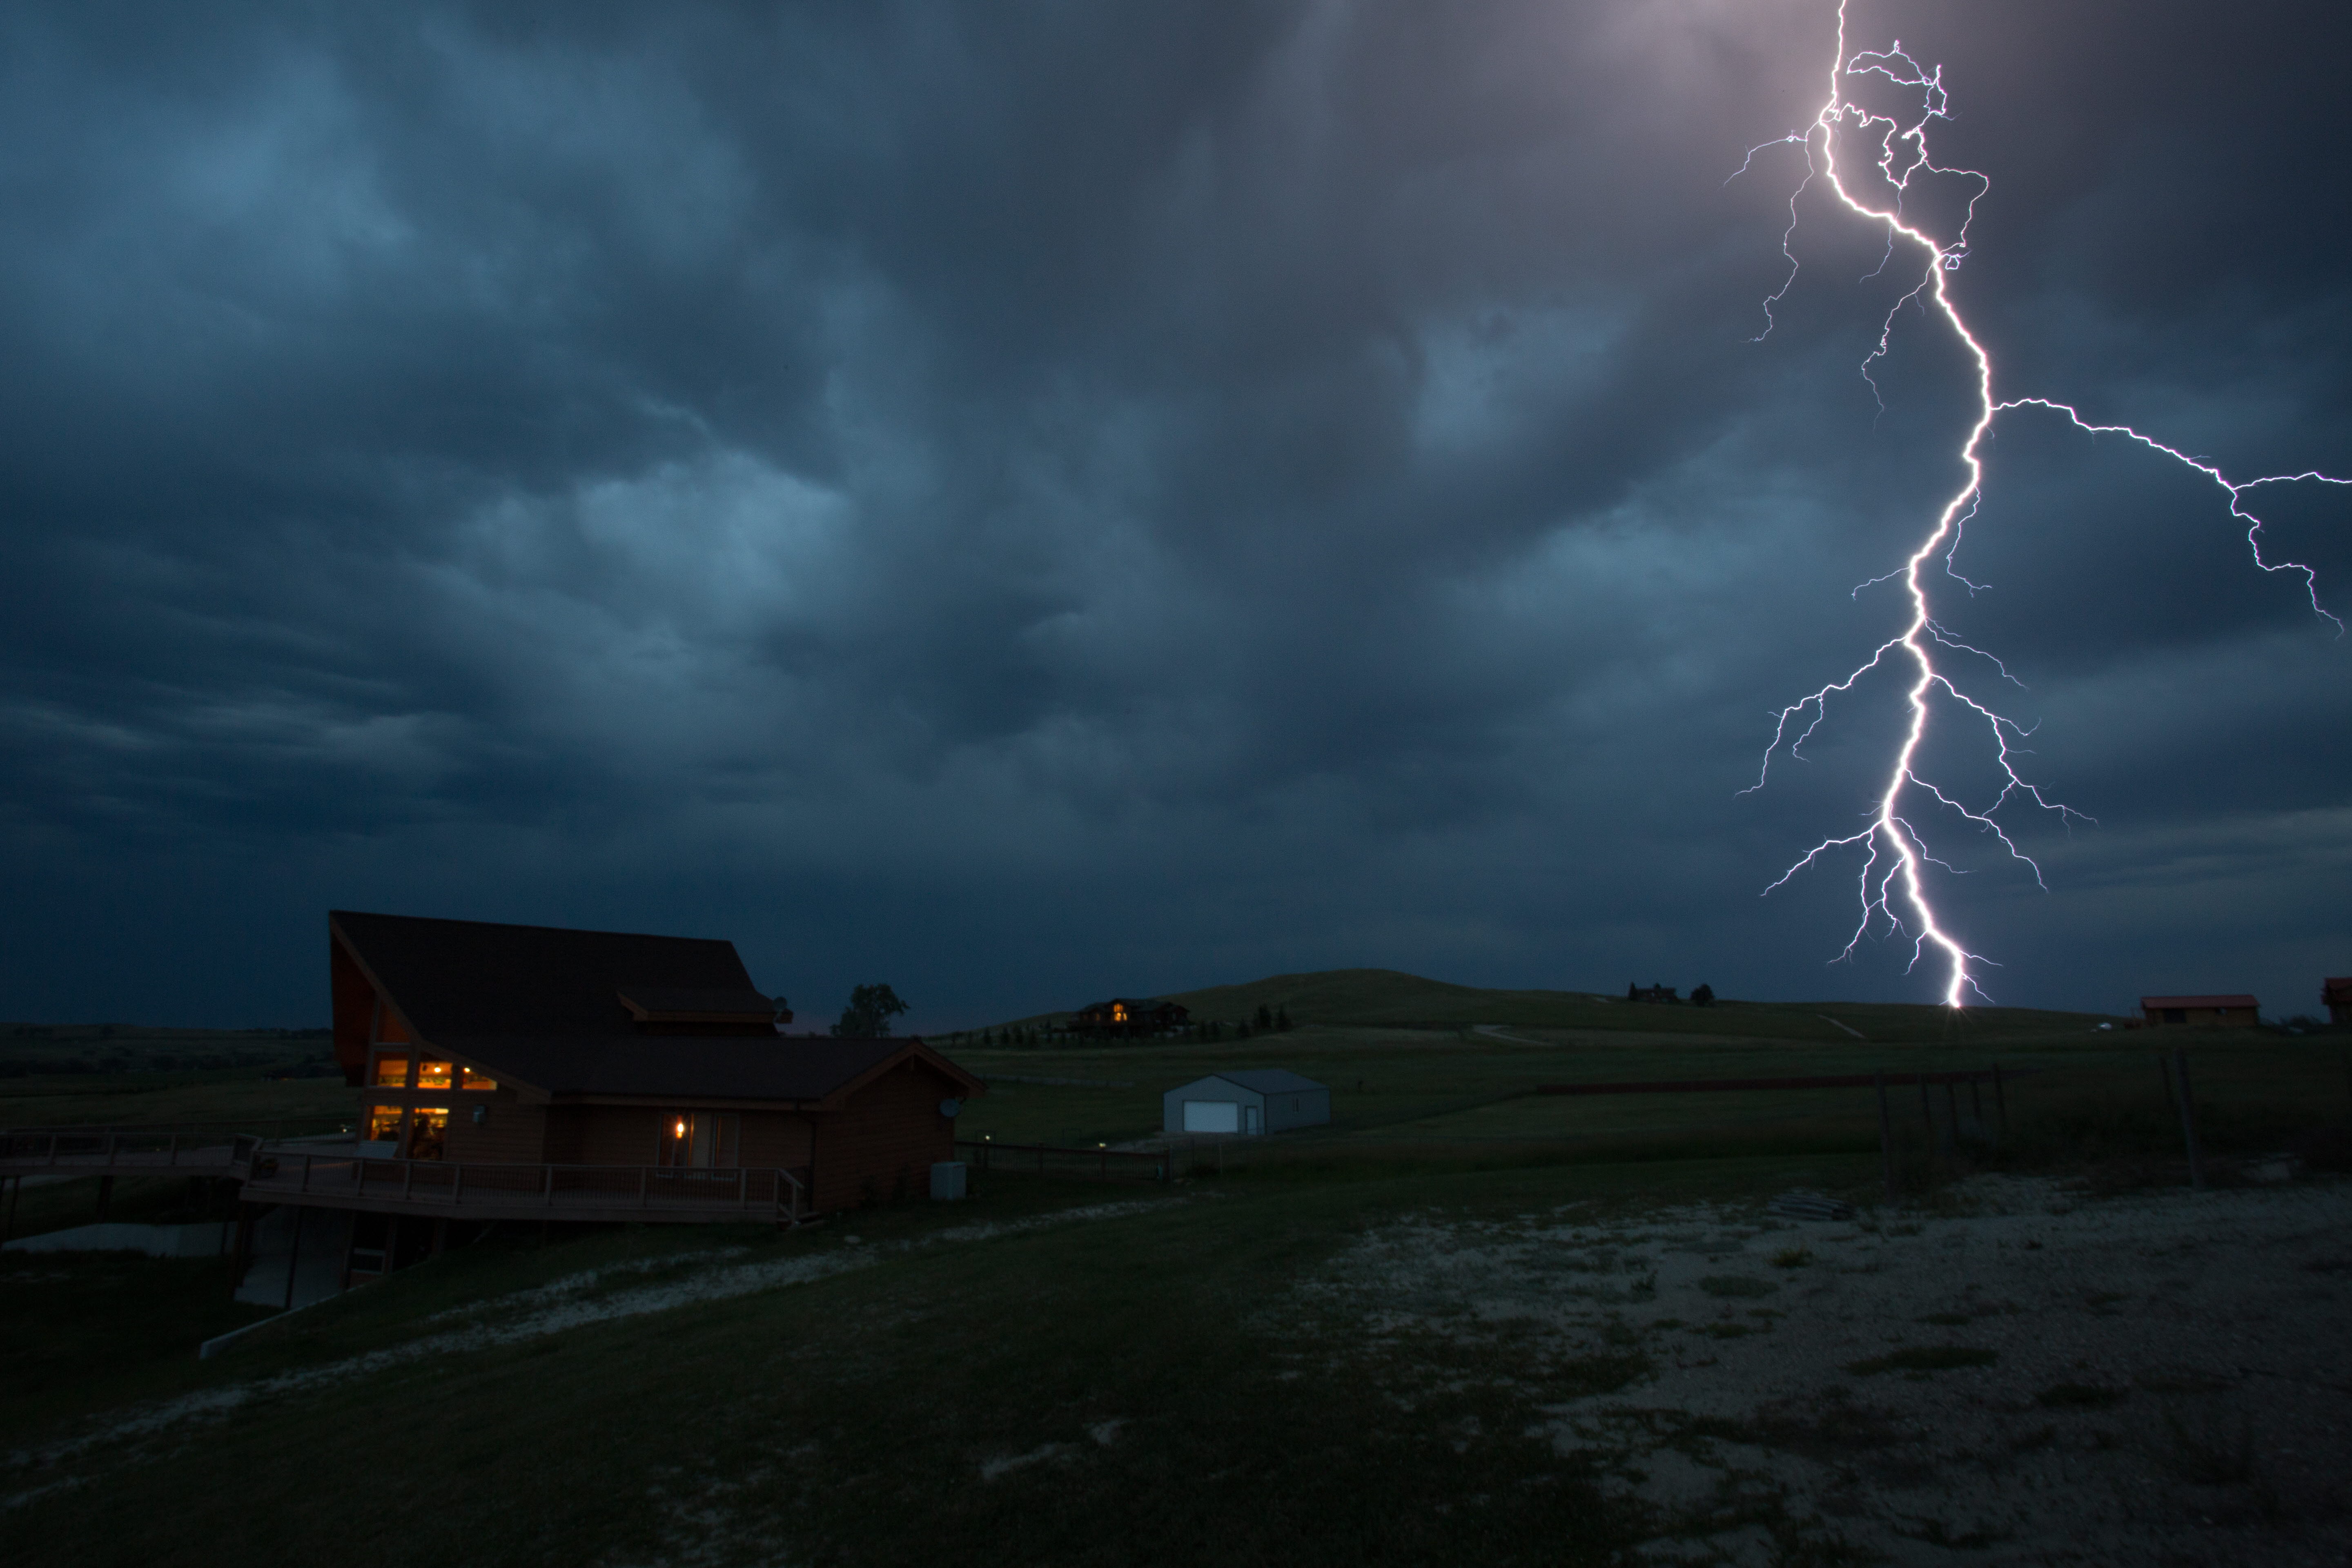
[2139,994,2258,1010]
[427,1031,979,1105]
[1172,1069,1325,1096]
[617,986,778,1023]
[333,910,756,1042]
[330,910,981,1105]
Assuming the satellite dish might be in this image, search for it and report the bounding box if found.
[938,1098,962,1118]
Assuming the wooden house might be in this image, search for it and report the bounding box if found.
[1069,997,1190,1037]
[329,910,982,1214]
[2136,993,2260,1029]
[2324,977,2351,1027]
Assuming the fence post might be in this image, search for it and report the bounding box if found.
[543,1165,554,1207]
[639,1167,649,1207]
[2172,1048,2205,1190]
[283,1204,305,1310]
[1875,1073,1896,1206]
[453,1164,465,1207]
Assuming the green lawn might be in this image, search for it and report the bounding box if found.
[967,966,2126,1040]
[0,1156,1842,1568]
[0,1019,2343,1566]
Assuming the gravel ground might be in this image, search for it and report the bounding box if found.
[1303,1174,2352,1565]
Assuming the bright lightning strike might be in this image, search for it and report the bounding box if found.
[1735,2,2345,1009]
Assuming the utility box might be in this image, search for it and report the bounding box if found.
[930,1160,969,1200]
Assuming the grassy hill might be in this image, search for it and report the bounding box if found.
[987,968,2122,1045]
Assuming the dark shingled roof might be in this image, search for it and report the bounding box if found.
[2139,994,2258,1010]
[331,910,979,1104]
[616,986,779,1021]
[429,1032,921,1102]
[334,909,755,1042]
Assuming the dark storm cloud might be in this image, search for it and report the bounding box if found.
[2,0,2347,1027]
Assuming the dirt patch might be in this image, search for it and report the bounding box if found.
[1302,1176,2352,1566]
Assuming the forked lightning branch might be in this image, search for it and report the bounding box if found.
[1735,0,2346,1007]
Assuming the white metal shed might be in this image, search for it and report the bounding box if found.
[1161,1069,1330,1136]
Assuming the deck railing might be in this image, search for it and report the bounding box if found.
[240,1149,809,1222]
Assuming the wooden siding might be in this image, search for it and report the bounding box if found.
[542,1106,664,1166]
[330,940,375,1084]
[810,1059,958,1212]
[738,1111,813,1170]
[439,1090,548,1164]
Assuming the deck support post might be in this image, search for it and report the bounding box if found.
[2172,1049,2205,1191]
[1875,1074,1896,1206]
[231,1202,254,1295]
[283,1205,305,1310]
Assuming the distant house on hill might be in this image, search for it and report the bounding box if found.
[2324,978,2352,1027]
[1070,997,1189,1037]
[330,910,982,1215]
[1628,983,1678,1004]
[1163,1070,1329,1136]
[2137,993,2259,1029]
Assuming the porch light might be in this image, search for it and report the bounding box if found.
[675,1119,687,1138]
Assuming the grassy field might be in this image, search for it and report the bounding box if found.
[968,967,2127,1041]
[2,1156,1859,1568]
[951,1025,2351,1169]
[2,1011,2344,1565]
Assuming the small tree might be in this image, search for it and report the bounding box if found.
[1254,1003,1274,1031]
[1628,981,1639,1001]
[1692,983,1716,1008]
[1275,1005,1292,1032]
[833,983,909,1038]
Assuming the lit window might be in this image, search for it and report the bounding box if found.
[460,1066,498,1090]
[372,1055,410,1087]
[408,1107,450,1160]
[416,1060,454,1090]
[658,1111,737,1169]
[365,1106,404,1142]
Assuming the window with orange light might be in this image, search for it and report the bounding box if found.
[371,1054,410,1087]
[365,1106,404,1143]
[415,1060,454,1090]
[657,1111,738,1168]
[460,1066,497,1090]
[408,1107,450,1160]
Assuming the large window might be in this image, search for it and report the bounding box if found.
[408,1107,450,1161]
[371,1054,410,1087]
[365,1105,404,1143]
[415,1060,454,1090]
[460,1066,498,1090]
[657,1111,739,1168]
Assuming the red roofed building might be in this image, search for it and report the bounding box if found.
[2324,978,2352,1027]
[2138,994,2259,1029]
[327,910,983,1217]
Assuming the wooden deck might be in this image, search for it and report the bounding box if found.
[2,1126,809,1226]
[241,1147,809,1225]
[0,1125,265,1177]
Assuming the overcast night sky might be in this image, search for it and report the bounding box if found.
[2,0,2347,1032]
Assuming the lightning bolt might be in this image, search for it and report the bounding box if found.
[1736,2,2345,1008]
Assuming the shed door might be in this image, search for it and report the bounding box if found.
[1243,1105,1262,1136]
[1182,1100,1239,1134]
